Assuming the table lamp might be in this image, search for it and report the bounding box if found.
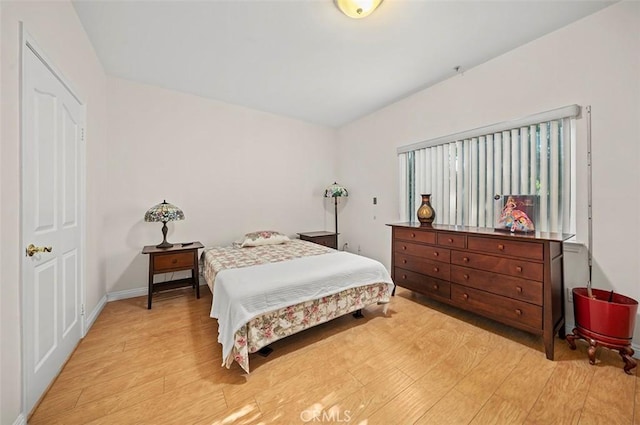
[144,200,185,248]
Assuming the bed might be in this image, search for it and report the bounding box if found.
[201,236,394,373]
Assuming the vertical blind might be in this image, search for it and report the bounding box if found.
[398,106,579,234]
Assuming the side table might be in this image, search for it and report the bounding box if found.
[141,241,204,309]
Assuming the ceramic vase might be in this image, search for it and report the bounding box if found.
[417,194,435,224]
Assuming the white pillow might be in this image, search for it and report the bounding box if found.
[239,230,290,247]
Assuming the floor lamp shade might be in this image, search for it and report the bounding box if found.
[324,182,348,237]
[144,200,185,248]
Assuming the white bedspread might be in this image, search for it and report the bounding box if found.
[210,251,393,361]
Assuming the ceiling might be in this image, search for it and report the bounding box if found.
[72,0,614,128]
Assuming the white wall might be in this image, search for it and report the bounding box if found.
[105,77,337,293]
[336,2,640,341]
[0,1,108,423]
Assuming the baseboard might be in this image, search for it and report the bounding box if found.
[83,294,107,337]
[106,286,147,302]
[12,413,26,425]
[106,282,208,302]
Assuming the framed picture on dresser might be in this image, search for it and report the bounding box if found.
[495,194,538,233]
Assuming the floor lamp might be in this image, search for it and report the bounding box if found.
[324,182,349,242]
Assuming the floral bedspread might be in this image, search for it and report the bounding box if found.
[201,239,334,291]
[201,240,392,373]
[228,282,389,373]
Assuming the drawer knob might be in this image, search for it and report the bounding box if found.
[448,238,454,243]
[463,293,469,300]
[433,252,439,257]
[463,274,469,280]
[172,259,178,264]
[462,257,469,263]
[515,309,522,316]
[411,233,416,238]
[433,267,439,272]
[402,274,407,280]
[516,266,523,273]
[516,286,523,293]
[498,244,505,251]
[402,259,407,264]
[433,284,439,290]
[402,246,407,250]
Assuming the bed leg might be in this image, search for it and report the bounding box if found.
[257,346,273,357]
[352,309,364,319]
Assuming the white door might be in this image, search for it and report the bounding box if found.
[21,37,85,414]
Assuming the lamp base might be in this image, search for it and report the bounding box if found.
[156,221,173,249]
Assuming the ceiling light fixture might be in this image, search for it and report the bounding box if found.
[334,0,383,19]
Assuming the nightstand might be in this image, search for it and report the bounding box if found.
[141,241,204,309]
[297,231,338,249]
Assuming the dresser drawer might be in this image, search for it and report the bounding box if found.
[451,284,542,330]
[437,232,466,249]
[394,253,450,281]
[450,250,543,281]
[394,241,450,263]
[467,236,543,260]
[395,267,450,299]
[153,252,195,272]
[450,265,543,305]
[395,228,436,245]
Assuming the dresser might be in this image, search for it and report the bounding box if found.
[388,223,572,360]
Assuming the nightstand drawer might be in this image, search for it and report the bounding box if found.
[153,252,194,271]
[298,232,337,249]
[308,235,336,248]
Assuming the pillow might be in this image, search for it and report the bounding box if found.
[239,230,290,247]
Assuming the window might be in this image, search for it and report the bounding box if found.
[398,105,579,234]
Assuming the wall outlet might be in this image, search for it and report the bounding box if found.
[567,288,573,303]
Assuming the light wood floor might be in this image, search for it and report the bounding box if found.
[30,286,638,424]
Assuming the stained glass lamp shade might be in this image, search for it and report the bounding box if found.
[324,182,348,236]
[144,200,185,248]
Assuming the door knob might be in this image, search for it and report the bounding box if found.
[26,244,52,257]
